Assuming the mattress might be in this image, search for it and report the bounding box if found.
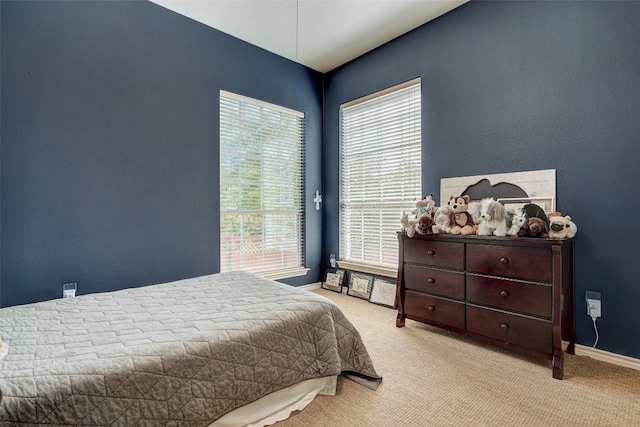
[0,271,381,425]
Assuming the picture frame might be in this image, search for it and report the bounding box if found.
[497,197,556,215]
[321,268,346,293]
[369,277,397,309]
[440,169,556,207]
[347,272,373,300]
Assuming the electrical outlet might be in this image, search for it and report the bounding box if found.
[63,282,77,298]
[587,299,601,318]
[585,290,602,318]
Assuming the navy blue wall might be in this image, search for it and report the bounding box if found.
[0,0,323,306]
[324,1,640,359]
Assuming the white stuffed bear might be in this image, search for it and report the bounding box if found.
[477,198,508,237]
[431,205,452,234]
[507,214,526,236]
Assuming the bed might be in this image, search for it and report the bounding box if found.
[0,271,381,425]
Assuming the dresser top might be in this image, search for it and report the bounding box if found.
[398,232,574,248]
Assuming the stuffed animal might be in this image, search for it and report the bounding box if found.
[412,195,436,219]
[549,215,577,239]
[401,212,435,238]
[507,214,526,236]
[431,205,452,234]
[467,201,482,223]
[400,212,412,233]
[517,217,549,238]
[409,214,435,238]
[477,198,508,237]
[522,203,548,223]
[447,195,476,235]
[503,209,516,230]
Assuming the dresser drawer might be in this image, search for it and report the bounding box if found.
[466,275,552,318]
[404,292,465,329]
[405,265,464,299]
[403,239,464,269]
[466,305,551,353]
[466,244,551,282]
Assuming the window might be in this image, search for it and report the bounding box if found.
[220,91,305,277]
[340,78,421,271]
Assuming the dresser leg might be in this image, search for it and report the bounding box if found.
[552,352,564,379]
[396,313,406,328]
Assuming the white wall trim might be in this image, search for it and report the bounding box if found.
[337,261,397,278]
[573,344,640,372]
[220,89,304,118]
[299,282,322,290]
[259,267,310,281]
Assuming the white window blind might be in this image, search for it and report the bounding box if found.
[220,90,305,275]
[340,79,421,269]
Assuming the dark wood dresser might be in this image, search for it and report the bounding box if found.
[396,233,575,379]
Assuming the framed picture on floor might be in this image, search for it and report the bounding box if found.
[347,272,373,300]
[369,277,397,309]
[321,268,346,293]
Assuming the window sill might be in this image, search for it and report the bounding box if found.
[337,261,397,279]
[258,267,310,281]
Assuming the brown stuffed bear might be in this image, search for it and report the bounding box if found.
[412,195,436,219]
[447,195,476,235]
[403,213,434,238]
[517,217,549,238]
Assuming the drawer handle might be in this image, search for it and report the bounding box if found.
[500,323,509,331]
[427,278,435,284]
[500,290,509,297]
[500,257,509,264]
[428,306,435,312]
[427,250,435,256]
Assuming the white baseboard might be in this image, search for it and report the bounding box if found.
[573,343,640,372]
[299,282,321,290]
[337,261,396,278]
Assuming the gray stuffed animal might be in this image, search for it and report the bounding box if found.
[431,205,452,234]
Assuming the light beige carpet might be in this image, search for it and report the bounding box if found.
[276,288,640,426]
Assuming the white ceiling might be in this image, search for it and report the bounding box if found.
[150,0,468,73]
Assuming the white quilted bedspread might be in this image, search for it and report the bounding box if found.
[0,271,380,426]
